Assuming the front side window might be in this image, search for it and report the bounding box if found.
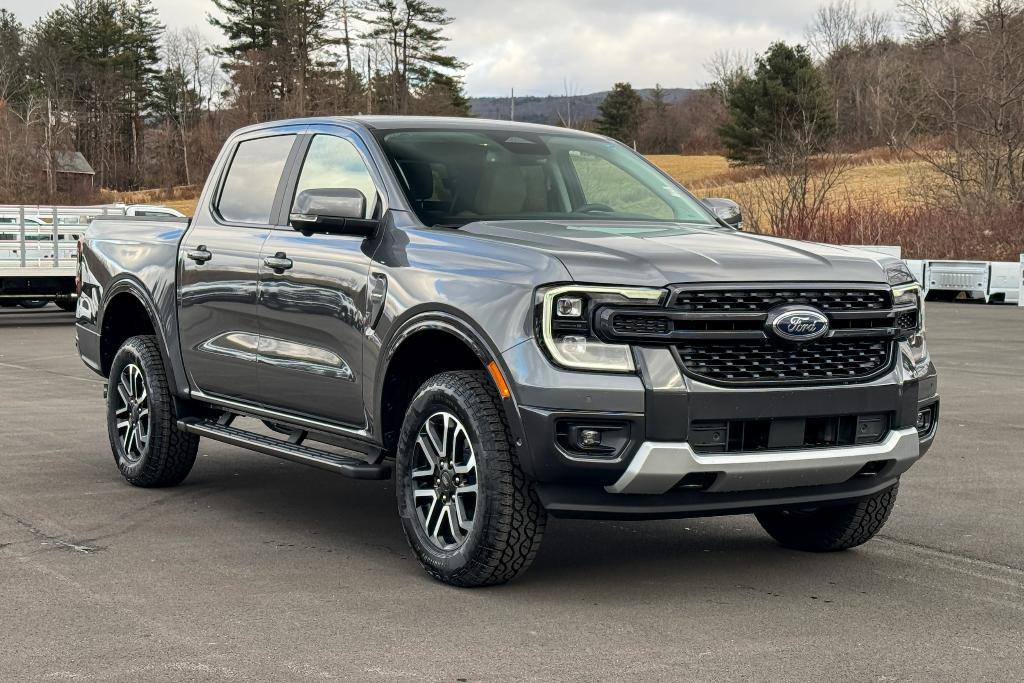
[293,135,379,219]
[376,129,717,230]
[217,135,295,224]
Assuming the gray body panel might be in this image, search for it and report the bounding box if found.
[76,115,937,519]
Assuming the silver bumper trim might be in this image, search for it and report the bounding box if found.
[606,427,921,495]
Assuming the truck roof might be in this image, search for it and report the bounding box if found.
[234,115,604,139]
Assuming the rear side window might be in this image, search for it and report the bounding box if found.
[217,135,295,224]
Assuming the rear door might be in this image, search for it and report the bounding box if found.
[256,127,386,427]
[178,129,302,403]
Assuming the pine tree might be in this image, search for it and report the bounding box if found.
[718,42,835,166]
[0,10,26,104]
[208,0,276,56]
[360,0,465,114]
[595,82,644,144]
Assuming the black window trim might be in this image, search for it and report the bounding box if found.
[272,125,391,230]
[210,127,307,229]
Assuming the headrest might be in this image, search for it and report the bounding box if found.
[398,161,434,201]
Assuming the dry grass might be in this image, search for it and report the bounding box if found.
[649,151,940,208]
[97,185,200,216]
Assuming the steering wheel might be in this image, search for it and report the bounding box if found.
[574,203,617,214]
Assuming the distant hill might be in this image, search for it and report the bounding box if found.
[469,88,697,125]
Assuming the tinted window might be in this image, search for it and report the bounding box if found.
[376,129,717,229]
[218,135,295,223]
[293,135,378,219]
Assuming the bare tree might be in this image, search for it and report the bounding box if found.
[904,0,1024,210]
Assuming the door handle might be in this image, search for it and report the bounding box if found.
[264,252,293,274]
[186,245,212,263]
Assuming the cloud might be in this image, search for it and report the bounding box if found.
[6,0,901,96]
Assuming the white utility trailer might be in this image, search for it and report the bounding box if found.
[926,260,990,301]
[0,205,126,309]
[839,245,1020,304]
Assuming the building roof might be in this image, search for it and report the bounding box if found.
[53,151,95,176]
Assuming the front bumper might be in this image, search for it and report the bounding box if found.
[503,339,939,519]
[606,427,920,494]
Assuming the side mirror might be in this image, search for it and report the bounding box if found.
[701,197,743,230]
[289,188,380,237]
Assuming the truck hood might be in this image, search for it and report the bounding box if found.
[460,220,892,285]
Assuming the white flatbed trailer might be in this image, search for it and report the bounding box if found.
[0,205,126,308]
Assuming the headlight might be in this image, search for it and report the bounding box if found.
[538,285,664,372]
[891,281,929,378]
[886,263,916,286]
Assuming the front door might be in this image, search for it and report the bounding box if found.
[178,131,300,403]
[256,130,385,427]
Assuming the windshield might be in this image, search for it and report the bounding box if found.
[376,129,718,229]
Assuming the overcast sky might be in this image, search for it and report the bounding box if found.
[5,0,900,96]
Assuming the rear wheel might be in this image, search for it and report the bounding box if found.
[107,335,198,487]
[18,300,48,309]
[756,483,899,552]
[396,370,546,587]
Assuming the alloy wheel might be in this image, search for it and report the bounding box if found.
[411,411,479,550]
[115,363,150,462]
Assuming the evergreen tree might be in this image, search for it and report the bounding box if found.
[640,83,679,153]
[595,82,644,144]
[416,72,470,116]
[360,0,465,114]
[0,10,26,103]
[208,0,276,55]
[718,42,835,166]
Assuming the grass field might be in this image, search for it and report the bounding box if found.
[649,151,936,208]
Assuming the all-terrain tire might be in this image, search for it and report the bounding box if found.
[396,370,547,587]
[756,483,899,552]
[107,335,199,487]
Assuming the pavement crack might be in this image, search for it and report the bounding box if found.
[0,510,104,554]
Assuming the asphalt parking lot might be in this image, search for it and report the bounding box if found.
[1,302,1022,681]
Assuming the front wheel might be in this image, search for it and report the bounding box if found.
[396,370,547,587]
[756,483,899,552]
[107,335,199,487]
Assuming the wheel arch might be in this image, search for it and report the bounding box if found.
[99,278,181,395]
[375,310,527,458]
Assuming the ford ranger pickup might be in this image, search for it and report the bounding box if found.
[75,116,939,586]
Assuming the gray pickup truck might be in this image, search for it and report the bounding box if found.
[76,116,938,586]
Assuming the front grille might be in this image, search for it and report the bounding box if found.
[690,413,890,454]
[676,338,893,385]
[594,285,906,387]
[612,314,671,335]
[673,288,890,312]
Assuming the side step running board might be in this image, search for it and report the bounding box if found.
[177,417,391,480]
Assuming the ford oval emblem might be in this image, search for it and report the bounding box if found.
[767,306,829,342]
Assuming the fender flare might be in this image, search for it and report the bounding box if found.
[374,309,530,458]
[99,276,184,396]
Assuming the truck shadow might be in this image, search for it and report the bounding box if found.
[184,454,847,593]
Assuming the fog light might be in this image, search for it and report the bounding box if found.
[578,429,602,448]
[916,407,934,435]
